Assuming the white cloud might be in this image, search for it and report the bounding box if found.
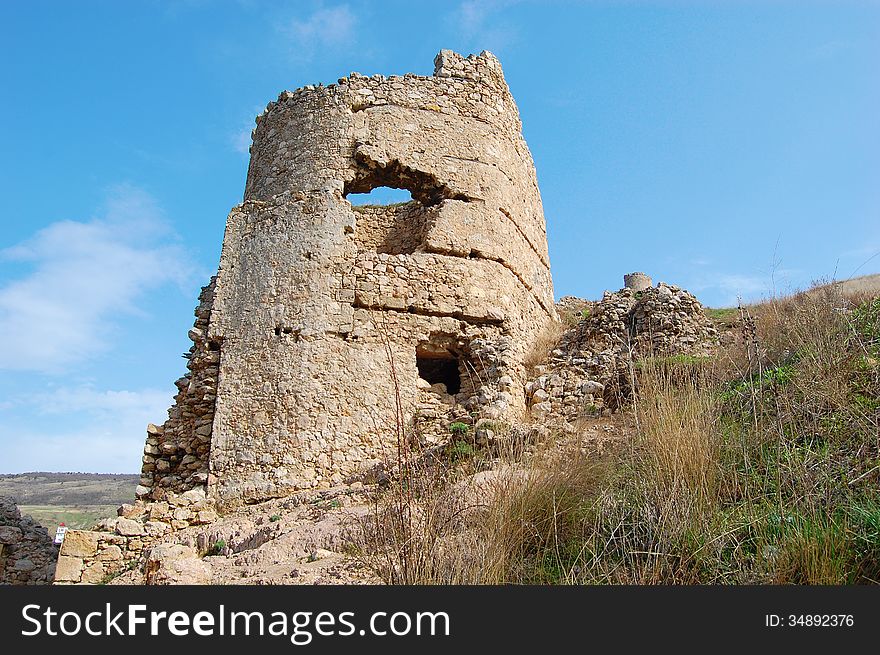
[229,104,265,156]
[30,386,172,417]
[0,385,174,473]
[0,185,193,373]
[712,274,771,306]
[453,0,520,53]
[685,268,808,308]
[231,125,253,155]
[717,274,770,295]
[812,39,859,61]
[280,4,357,57]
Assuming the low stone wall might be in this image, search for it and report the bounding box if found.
[54,488,217,584]
[0,497,58,585]
[54,530,139,585]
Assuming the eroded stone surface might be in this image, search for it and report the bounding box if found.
[135,50,556,506]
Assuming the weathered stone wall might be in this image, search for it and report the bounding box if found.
[350,202,431,254]
[0,497,57,585]
[572,282,718,357]
[54,489,217,584]
[194,50,556,503]
[137,279,218,501]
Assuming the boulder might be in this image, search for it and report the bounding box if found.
[145,544,210,585]
[54,555,84,582]
[59,530,99,558]
[115,518,145,537]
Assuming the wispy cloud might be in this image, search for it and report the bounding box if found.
[229,104,265,156]
[231,125,253,155]
[812,38,860,61]
[278,4,357,60]
[452,0,521,54]
[0,385,173,473]
[28,386,172,417]
[0,185,193,373]
[686,269,806,307]
[716,274,772,304]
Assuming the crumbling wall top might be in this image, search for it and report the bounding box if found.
[433,49,507,89]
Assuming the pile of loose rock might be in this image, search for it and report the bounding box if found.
[0,497,57,585]
[571,283,718,358]
[525,278,718,423]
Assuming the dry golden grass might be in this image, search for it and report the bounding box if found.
[633,360,719,510]
[523,319,567,375]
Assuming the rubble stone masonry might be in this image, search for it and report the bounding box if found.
[0,497,57,585]
[136,50,556,506]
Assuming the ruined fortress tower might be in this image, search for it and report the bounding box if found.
[138,51,556,505]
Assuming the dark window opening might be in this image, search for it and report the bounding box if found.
[417,355,461,395]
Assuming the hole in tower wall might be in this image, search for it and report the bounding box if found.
[416,353,462,395]
[349,202,431,255]
[343,157,471,207]
[343,158,471,256]
[347,186,414,206]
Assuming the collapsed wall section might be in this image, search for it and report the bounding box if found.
[137,279,218,501]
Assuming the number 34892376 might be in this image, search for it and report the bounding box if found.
[765,614,854,627]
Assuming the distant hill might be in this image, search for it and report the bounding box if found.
[0,472,138,506]
[819,273,880,298]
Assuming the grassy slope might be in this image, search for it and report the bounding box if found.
[820,273,880,298]
[16,505,119,530]
[0,472,138,505]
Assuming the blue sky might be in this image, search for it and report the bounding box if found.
[1,1,878,473]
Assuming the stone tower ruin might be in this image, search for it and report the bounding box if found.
[138,50,556,505]
[623,272,652,292]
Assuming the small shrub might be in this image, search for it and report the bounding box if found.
[269,514,281,522]
[448,422,470,437]
[449,439,475,460]
[98,560,138,585]
[209,539,226,556]
[851,297,880,350]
